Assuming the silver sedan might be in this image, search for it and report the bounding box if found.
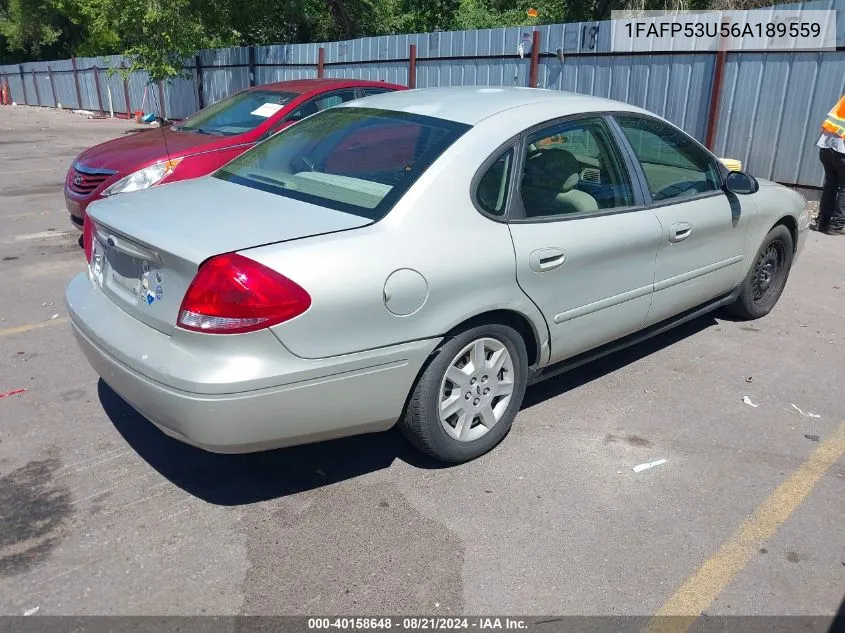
[66,87,808,463]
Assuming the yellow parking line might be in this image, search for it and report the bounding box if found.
[0,316,67,337]
[646,418,845,633]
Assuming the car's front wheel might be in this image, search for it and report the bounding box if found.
[728,224,794,320]
[399,324,528,463]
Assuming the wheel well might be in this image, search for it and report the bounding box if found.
[443,310,541,367]
[773,215,798,252]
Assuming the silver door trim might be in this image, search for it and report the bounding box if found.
[553,284,652,324]
[653,255,744,292]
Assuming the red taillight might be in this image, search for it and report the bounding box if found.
[177,253,311,335]
[83,215,94,263]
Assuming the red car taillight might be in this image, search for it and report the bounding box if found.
[83,215,94,264]
[177,253,311,335]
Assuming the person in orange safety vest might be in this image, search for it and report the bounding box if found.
[813,95,845,235]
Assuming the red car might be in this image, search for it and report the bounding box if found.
[65,78,406,230]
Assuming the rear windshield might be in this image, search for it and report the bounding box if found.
[173,90,299,136]
[214,107,471,220]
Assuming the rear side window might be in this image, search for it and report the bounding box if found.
[216,107,471,220]
[476,149,514,217]
[615,115,720,202]
[520,117,634,219]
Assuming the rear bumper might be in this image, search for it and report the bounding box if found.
[65,272,439,453]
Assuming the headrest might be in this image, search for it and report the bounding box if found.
[524,148,580,193]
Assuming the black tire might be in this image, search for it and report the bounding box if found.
[399,323,529,463]
[727,224,794,320]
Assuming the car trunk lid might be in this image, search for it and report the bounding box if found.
[86,176,372,335]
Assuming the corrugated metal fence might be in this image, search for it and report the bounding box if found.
[1,0,844,192]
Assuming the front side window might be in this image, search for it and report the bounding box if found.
[286,90,357,122]
[519,117,634,219]
[615,115,721,202]
[215,107,471,220]
[362,87,393,97]
[173,90,299,136]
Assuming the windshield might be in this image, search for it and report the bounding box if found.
[214,107,471,220]
[173,90,299,136]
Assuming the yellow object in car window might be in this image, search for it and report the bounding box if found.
[719,158,742,171]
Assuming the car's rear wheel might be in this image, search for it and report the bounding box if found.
[727,224,794,320]
[399,324,528,463]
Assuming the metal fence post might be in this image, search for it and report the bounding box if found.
[31,70,41,106]
[248,46,256,87]
[528,30,541,88]
[195,54,204,109]
[48,65,58,106]
[121,62,132,118]
[705,17,731,151]
[19,65,28,104]
[71,57,83,109]
[317,47,325,78]
[408,44,417,88]
[93,66,104,112]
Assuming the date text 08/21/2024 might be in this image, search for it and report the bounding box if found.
[307,618,528,630]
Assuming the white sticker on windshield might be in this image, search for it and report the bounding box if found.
[250,103,285,118]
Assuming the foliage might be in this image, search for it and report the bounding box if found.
[0,0,803,76]
[0,0,75,60]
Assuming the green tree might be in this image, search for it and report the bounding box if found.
[59,0,238,81]
[0,0,78,59]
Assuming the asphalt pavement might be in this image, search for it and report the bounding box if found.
[0,106,843,620]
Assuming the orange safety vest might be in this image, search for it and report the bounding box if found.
[822,95,845,138]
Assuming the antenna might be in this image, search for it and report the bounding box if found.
[152,80,172,163]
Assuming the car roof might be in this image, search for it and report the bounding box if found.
[250,78,404,95]
[338,86,650,125]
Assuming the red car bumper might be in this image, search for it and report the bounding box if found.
[64,163,118,231]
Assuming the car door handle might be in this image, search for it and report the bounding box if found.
[529,248,566,272]
[669,222,692,243]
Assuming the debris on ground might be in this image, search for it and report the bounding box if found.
[804,434,820,443]
[742,395,759,408]
[23,606,39,616]
[73,109,94,116]
[50,313,59,320]
[791,404,821,419]
[0,388,27,399]
[745,376,753,383]
[632,459,667,473]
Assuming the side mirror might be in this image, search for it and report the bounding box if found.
[724,170,759,195]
